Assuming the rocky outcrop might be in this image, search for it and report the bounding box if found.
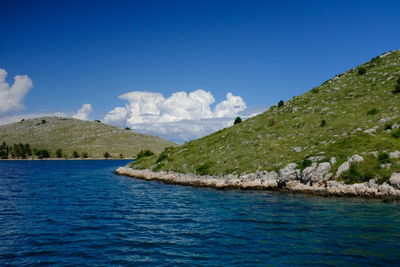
[116,164,400,199]
[389,173,400,189]
[336,155,364,177]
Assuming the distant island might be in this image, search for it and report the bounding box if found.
[117,49,400,199]
[0,117,175,159]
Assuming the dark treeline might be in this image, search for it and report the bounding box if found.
[0,141,50,159]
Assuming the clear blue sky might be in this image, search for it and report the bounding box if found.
[1,0,399,133]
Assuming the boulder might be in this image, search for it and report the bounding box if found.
[336,161,350,177]
[260,171,278,188]
[302,162,331,182]
[389,151,400,159]
[389,173,400,189]
[278,163,300,182]
[336,155,364,177]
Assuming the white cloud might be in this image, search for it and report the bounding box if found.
[104,89,248,143]
[0,112,67,125]
[72,103,93,120]
[0,68,33,114]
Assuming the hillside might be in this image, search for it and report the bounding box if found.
[0,117,175,158]
[132,49,400,183]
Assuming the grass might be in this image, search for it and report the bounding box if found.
[131,49,400,181]
[0,117,176,158]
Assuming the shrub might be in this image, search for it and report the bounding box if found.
[311,87,319,94]
[278,100,284,107]
[104,152,111,158]
[384,123,393,130]
[136,149,154,160]
[366,108,379,116]
[41,119,46,124]
[234,117,242,125]
[156,147,174,163]
[320,120,327,127]
[393,78,400,94]
[391,129,400,139]
[340,163,374,184]
[125,127,131,130]
[357,67,367,75]
[82,152,89,158]
[72,151,80,158]
[300,159,312,171]
[56,149,63,158]
[268,118,276,126]
[196,161,215,175]
[378,152,390,164]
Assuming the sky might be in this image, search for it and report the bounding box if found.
[1,0,399,143]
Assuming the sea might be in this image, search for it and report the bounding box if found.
[1,160,399,266]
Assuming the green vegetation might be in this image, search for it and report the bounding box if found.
[0,117,176,158]
[339,155,395,184]
[393,77,400,94]
[391,129,400,139]
[357,67,367,75]
[136,149,155,160]
[234,117,242,125]
[320,120,327,127]
[131,50,400,182]
[104,152,111,158]
[278,100,284,107]
[367,108,379,116]
[300,159,313,171]
[56,148,63,158]
[72,151,80,158]
[196,161,215,175]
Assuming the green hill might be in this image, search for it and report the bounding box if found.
[132,49,400,183]
[0,117,176,158]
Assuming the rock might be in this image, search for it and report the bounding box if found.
[330,157,337,166]
[336,161,350,177]
[369,151,378,157]
[389,173,400,189]
[349,155,364,163]
[380,163,391,169]
[389,151,400,159]
[309,156,324,162]
[278,163,300,182]
[379,117,391,123]
[260,171,278,188]
[301,162,331,183]
[301,163,318,182]
[363,127,378,134]
[293,147,302,152]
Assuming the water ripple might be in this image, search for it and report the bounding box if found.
[1,160,400,265]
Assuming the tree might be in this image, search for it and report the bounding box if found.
[136,149,154,159]
[234,117,242,125]
[393,77,400,94]
[0,141,8,159]
[72,151,80,158]
[56,149,63,158]
[357,67,367,75]
[24,144,32,156]
[278,100,284,107]
[104,152,111,158]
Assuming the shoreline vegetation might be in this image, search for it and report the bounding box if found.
[1,158,134,161]
[115,166,400,200]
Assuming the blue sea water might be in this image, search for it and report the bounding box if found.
[0,160,400,266]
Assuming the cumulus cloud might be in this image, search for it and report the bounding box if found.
[72,103,93,120]
[104,89,247,143]
[0,68,33,114]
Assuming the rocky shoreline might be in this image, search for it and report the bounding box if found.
[115,163,400,200]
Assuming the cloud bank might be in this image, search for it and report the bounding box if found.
[72,103,93,120]
[104,89,247,143]
[0,68,33,114]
